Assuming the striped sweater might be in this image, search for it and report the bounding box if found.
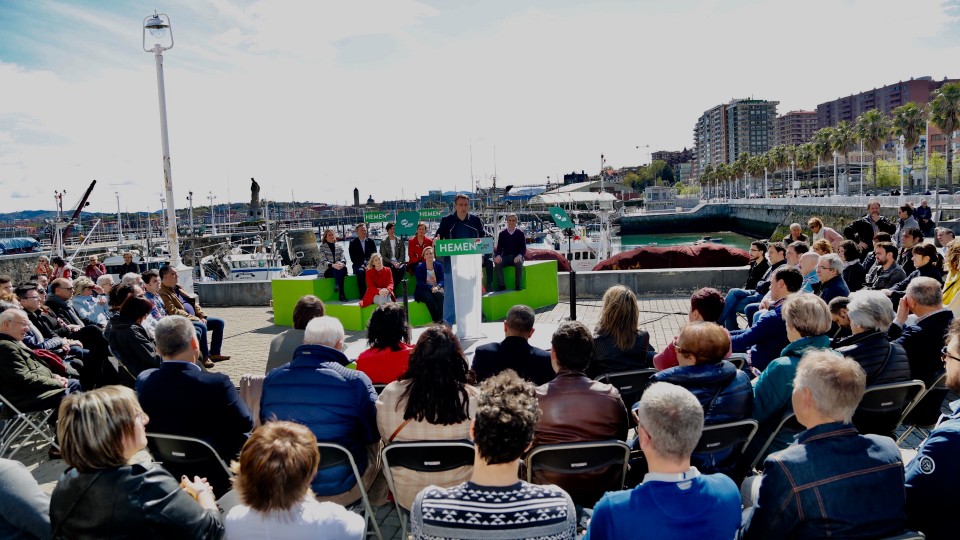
[411,481,576,540]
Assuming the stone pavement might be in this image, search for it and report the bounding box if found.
[15,295,944,539]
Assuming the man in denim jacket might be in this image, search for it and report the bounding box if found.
[742,351,907,539]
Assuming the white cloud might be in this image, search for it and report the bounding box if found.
[0,0,958,213]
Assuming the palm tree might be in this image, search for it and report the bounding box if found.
[747,154,766,197]
[812,127,835,193]
[929,82,960,192]
[892,102,925,167]
[797,144,817,194]
[715,163,733,199]
[734,152,749,198]
[767,145,788,196]
[699,164,715,199]
[831,121,856,194]
[856,109,892,189]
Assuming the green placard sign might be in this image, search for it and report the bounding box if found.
[549,206,573,229]
[395,211,419,236]
[435,237,494,257]
[419,208,445,219]
[364,210,395,223]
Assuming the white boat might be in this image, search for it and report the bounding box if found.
[201,240,289,281]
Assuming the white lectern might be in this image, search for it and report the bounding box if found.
[435,238,493,340]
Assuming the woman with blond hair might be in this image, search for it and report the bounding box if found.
[70,276,110,327]
[942,240,960,311]
[811,238,833,256]
[808,217,843,251]
[360,253,395,307]
[588,285,651,377]
[225,421,364,539]
[50,386,224,539]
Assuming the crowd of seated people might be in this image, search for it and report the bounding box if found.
[6,203,960,540]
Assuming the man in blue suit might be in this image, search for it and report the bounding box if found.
[136,316,253,468]
[471,305,554,385]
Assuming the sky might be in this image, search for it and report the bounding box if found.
[1,0,959,214]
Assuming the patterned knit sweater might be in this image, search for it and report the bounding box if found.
[411,481,576,540]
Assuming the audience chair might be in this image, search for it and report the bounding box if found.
[146,433,234,496]
[727,353,748,370]
[695,419,759,476]
[238,374,265,428]
[525,440,630,509]
[106,345,137,388]
[594,368,657,420]
[316,442,383,540]
[381,440,475,539]
[896,371,949,445]
[0,392,57,460]
[852,380,926,437]
[749,411,803,471]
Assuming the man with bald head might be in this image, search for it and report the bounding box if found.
[798,252,820,293]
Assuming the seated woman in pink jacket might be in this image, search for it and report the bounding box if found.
[808,217,844,251]
[360,253,396,307]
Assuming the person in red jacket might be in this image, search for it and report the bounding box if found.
[356,303,413,384]
[360,254,395,307]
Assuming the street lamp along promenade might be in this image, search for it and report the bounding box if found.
[143,11,188,280]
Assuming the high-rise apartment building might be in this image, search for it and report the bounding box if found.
[816,76,958,129]
[776,110,817,147]
[692,98,778,178]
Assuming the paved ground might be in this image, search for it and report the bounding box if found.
[12,296,945,539]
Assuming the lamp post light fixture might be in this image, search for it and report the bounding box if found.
[833,151,839,196]
[143,11,182,267]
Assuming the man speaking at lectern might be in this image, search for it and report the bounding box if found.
[436,194,487,325]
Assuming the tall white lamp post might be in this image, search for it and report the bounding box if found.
[143,12,182,268]
[898,134,906,203]
[833,151,839,197]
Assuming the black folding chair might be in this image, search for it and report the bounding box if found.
[525,440,630,509]
[897,372,949,445]
[595,369,657,419]
[381,440,475,538]
[749,411,803,471]
[372,384,388,395]
[146,433,234,495]
[694,419,758,475]
[316,442,383,540]
[853,380,925,437]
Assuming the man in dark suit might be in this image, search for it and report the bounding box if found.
[136,315,253,467]
[889,276,954,421]
[471,305,554,385]
[348,223,377,298]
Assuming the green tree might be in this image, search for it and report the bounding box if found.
[929,82,960,191]
[747,155,766,196]
[767,145,789,196]
[812,127,836,192]
[891,102,925,167]
[797,144,817,193]
[831,121,856,193]
[874,159,900,188]
[856,109,892,189]
[734,152,749,197]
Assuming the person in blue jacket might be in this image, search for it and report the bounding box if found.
[259,316,385,507]
[904,318,960,540]
[435,194,486,325]
[730,266,803,372]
